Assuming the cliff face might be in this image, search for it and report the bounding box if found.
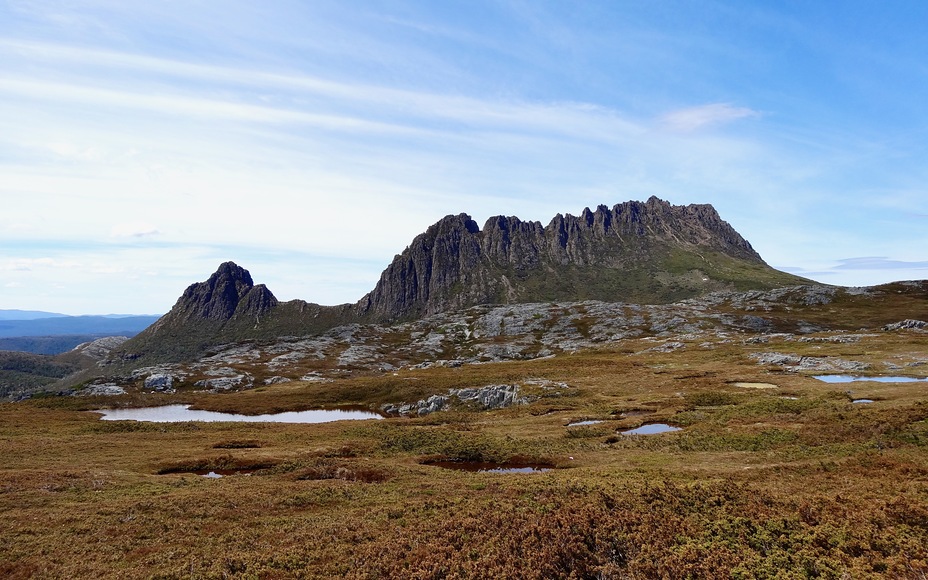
[357,197,784,321]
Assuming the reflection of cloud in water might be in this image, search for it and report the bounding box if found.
[813,375,927,383]
[94,404,383,423]
[621,423,681,435]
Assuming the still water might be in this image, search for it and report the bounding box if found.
[94,404,383,423]
[813,375,927,384]
[426,460,552,473]
[621,423,682,435]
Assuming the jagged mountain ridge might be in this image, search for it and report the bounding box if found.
[115,197,809,366]
[357,196,782,320]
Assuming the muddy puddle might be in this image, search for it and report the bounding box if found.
[93,404,383,423]
[813,375,927,384]
[424,460,553,473]
[621,423,682,435]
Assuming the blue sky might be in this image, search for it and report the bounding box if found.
[2,1,927,314]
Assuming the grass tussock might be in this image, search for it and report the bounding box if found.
[155,454,280,475]
[293,458,391,483]
[212,439,262,449]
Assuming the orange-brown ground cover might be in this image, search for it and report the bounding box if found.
[1,331,927,578]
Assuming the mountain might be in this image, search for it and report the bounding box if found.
[113,197,810,367]
[357,197,803,321]
[120,262,354,366]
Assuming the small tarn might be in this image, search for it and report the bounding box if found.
[424,460,553,473]
[621,423,682,436]
[813,375,927,384]
[93,404,383,423]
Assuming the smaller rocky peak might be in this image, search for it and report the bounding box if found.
[174,261,257,321]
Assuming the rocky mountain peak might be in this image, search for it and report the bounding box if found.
[171,261,277,322]
[358,197,789,321]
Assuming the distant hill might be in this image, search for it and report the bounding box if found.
[0,315,160,339]
[0,336,128,400]
[0,335,131,355]
[0,350,81,399]
[0,309,69,321]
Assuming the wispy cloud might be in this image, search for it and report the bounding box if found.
[0,257,82,272]
[659,103,760,132]
[110,222,161,239]
[0,40,650,145]
[834,257,928,270]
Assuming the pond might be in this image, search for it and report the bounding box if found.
[567,420,604,427]
[425,460,553,473]
[852,399,875,404]
[93,404,383,423]
[813,375,928,384]
[621,423,682,435]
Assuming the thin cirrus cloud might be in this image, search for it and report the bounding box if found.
[659,103,760,132]
[0,40,646,144]
[110,222,161,239]
[834,257,928,270]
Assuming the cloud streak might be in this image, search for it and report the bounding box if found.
[659,103,760,132]
[834,257,928,270]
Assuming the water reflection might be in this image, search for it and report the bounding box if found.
[94,404,383,423]
[621,423,681,435]
[425,460,552,473]
[813,375,927,383]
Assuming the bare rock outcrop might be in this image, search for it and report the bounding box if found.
[382,384,530,416]
[883,319,927,331]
